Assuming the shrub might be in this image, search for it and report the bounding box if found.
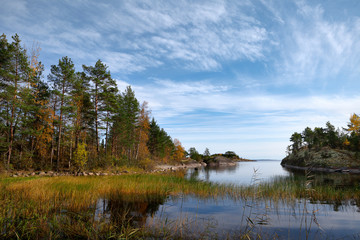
[73,143,88,170]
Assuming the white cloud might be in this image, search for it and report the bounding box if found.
[103,52,163,74]
[275,1,360,84]
[118,77,359,158]
[3,0,360,159]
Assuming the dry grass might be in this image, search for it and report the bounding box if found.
[1,172,359,239]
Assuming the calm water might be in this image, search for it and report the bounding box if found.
[96,160,360,239]
[153,160,360,239]
[186,160,289,185]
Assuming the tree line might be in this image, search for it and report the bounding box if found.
[287,114,360,155]
[0,34,185,170]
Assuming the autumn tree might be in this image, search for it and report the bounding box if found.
[32,80,54,167]
[135,101,150,162]
[347,113,360,135]
[172,138,185,162]
[345,113,360,151]
[0,33,183,170]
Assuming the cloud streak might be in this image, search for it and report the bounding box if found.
[2,0,360,158]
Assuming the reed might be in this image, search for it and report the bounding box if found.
[1,172,360,239]
[0,173,243,239]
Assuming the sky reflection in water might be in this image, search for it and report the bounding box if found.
[95,161,360,238]
[150,160,360,238]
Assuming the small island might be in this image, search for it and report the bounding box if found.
[281,115,360,173]
[156,149,253,171]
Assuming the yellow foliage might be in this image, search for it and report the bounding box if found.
[74,143,88,170]
[136,102,151,160]
[348,113,360,135]
[172,138,185,162]
[343,138,350,146]
[35,104,55,159]
[138,158,153,170]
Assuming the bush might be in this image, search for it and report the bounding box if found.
[138,158,154,170]
[73,143,88,170]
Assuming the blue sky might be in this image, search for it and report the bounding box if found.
[1,0,360,159]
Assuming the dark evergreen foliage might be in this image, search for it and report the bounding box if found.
[0,34,177,170]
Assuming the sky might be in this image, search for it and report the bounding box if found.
[1,0,360,159]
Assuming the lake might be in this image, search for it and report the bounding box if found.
[141,160,360,239]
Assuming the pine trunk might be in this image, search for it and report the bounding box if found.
[57,84,65,170]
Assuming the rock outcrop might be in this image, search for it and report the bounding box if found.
[281,147,360,173]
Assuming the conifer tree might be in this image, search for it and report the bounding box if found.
[83,60,117,157]
[0,34,30,168]
[48,56,76,169]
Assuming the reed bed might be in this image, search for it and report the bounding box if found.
[0,173,243,239]
[1,172,360,239]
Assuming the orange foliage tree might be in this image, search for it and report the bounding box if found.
[172,138,185,162]
[135,102,151,161]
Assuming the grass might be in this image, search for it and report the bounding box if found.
[1,171,360,239]
[0,172,244,239]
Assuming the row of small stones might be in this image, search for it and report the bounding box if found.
[9,170,131,178]
[9,168,178,178]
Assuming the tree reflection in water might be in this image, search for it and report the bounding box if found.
[94,193,167,228]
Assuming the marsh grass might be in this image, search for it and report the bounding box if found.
[1,171,360,239]
[0,172,243,239]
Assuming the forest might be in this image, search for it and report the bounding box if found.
[0,34,185,171]
[287,114,360,155]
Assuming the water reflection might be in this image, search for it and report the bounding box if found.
[186,160,289,185]
[92,161,360,238]
[95,194,167,228]
[284,168,360,189]
[147,195,360,239]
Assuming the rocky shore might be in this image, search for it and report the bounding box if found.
[7,170,131,178]
[4,155,251,177]
[4,159,206,178]
[156,160,206,171]
[281,147,360,174]
[206,155,237,167]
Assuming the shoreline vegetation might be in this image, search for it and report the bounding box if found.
[281,114,360,173]
[3,154,254,178]
[2,168,360,239]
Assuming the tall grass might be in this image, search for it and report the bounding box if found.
[1,172,360,239]
[0,172,243,239]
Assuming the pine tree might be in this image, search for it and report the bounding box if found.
[48,56,76,170]
[83,60,117,157]
[120,86,139,163]
[0,34,30,168]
